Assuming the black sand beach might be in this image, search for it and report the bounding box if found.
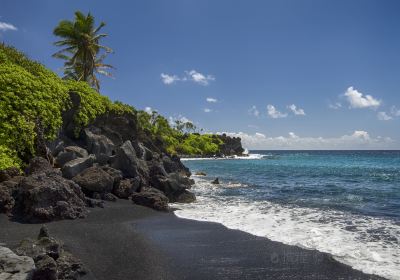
[0,200,385,280]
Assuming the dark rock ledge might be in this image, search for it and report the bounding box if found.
[0,99,197,223]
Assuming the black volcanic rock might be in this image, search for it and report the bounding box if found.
[16,170,86,222]
[72,166,114,195]
[132,187,169,211]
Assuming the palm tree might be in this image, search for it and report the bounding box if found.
[53,11,113,91]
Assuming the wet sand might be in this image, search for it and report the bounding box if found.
[0,200,385,280]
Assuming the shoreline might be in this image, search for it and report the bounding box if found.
[0,199,385,280]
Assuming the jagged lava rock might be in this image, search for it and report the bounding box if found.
[16,168,86,222]
[72,166,114,194]
[132,187,169,211]
[61,155,95,179]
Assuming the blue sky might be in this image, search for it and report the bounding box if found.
[1,0,400,149]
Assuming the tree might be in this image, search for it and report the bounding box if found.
[53,11,113,91]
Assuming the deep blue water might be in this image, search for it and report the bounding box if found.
[176,151,400,279]
[184,150,400,220]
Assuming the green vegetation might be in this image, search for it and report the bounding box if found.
[53,11,113,91]
[0,43,227,169]
[0,44,129,169]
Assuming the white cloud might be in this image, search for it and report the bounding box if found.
[0,21,17,32]
[206,97,217,103]
[160,73,180,85]
[288,132,299,139]
[267,105,287,119]
[247,124,259,129]
[287,104,305,115]
[344,86,381,109]
[248,105,260,117]
[185,70,215,85]
[219,130,394,150]
[329,102,342,110]
[144,107,155,114]
[390,106,400,117]
[160,70,215,86]
[377,112,392,121]
[204,108,212,113]
[168,115,193,126]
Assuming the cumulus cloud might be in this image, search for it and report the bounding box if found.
[219,130,394,150]
[206,97,217,103]
[344,86,381,109]
[248,105,260,117]
[287,104,305,115]
[186,70,215,85]
[0,21,17,32]
[377,112,392,121]
[160,73,180,85]
[267,105,287,119]
[204,108,212,113]
[160,70,215,86]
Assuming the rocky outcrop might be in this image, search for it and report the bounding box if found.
[113,178,140,199]
[61,155,95,179]
[216,134,244,156]
[72,167,114,195]
[0,167,21,183]
[131,187,169,211]
[16,226,86,280]
[15,166,87,222]
[0,246,35,280]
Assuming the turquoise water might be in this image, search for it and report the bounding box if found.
[174,151,400,280]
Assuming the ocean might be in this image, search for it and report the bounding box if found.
[173,151,400,280]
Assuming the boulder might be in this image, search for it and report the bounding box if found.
[0,183,15,214]
[102,193,118,202]
[113,178,140,199]
[132,187,169,211]
[111,140,148,178]
[0,246,35,280]
[0,167,21,182]
[86,111,139,146]
[33,254,58,280]
[16,227,86,280]
[162,155,190,176]
[64,146,88,158]
[174,190,196,203]
[195,171,206,176]
[100,166,123,187]
[72,167,114,194]
[211,178,220,184]
[61,155,95,179]
[85,197,104,208]
[84,128,115,162]
[55,151,77,168]
[26,157,58,176]
[16,172,86,222]
[150,172,195,202]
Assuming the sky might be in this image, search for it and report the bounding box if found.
[1,0,400,149]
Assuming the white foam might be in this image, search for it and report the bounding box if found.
[181,153,267,161]
[172,177,400,280]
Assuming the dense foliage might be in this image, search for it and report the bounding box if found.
[0,44,227,169]
[0,44,128,169]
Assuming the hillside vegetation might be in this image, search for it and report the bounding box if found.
[0,44,236,169]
